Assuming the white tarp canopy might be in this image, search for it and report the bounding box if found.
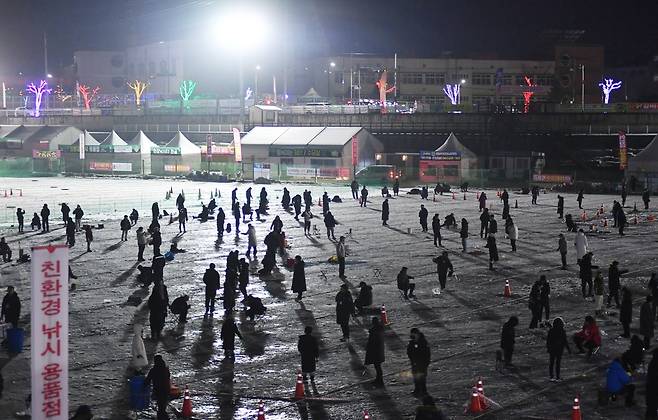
[436,132,477,159]
[100,130,128,146]
[628,134,658,173]
[130,131,158,154]
[166,131,201,155]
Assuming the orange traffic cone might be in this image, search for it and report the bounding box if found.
[603,218,608,228]
[182,385,193,417]
[504,280,511,297]
[257,400,266,420]
[363,410,370,420]
[581,211,587,221]
[380,304,390,325]
[452,192,456,200]
[463,193,467,200]
[477,379,488,409]
[571,395,582,420]
[294,370,305,400]
[469,387,484,413]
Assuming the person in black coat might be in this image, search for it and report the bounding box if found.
[640,295,655,349]
[620,287,633,338]
[282,187,291,209]
[1,286,20,328]
[324,211,336,240]
[232,201,241,234]
[479,208,490,238]
[151,226,162,255]
[60,202,70,224]
[292,255,307,300]
[144,355,170,419]
[557,195,564,219]
[546,317,571,381]
[577,189,584,209]
[397,267,416,299]
[335,284,355,341]
[360,186,368,207]
[16,208,25,233]
[643,188,651,210]
[578,252,597,298]
[322,191,330,214]
[460,218,468,252]
[220,316,242,358]
[621,184,628,207]
[216,208,225,236]
[407,328,431,396]
[203,263,220,314]
[488,214,498,235]
[41,204,50,232]
[354,281,373,314]
[418,205,428,232]
[148,281,169,340]
[151,202,159,222]
[539,275,551,322]
[622,335,645,373]
[618,209,627,236]
[431,214,441,246]
[432,251,453,290]
[485,234,499,270]
[500,316,518,366]
[238,258,249,298]
[365,317,385,386]
[608,261,628,307]
[292,194,302,220]
[528,280,542,329]
[565,214,577,232]
[478,192,487,211]
[130,208,139,225]
[169,295,190,323]
[65,218,76,247]
[0,238,12,263]
[298,326,319,381]
[382,199,389,226]
[120,215,131,241]
[646,348,658,419]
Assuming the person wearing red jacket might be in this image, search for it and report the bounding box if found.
[573,315,601,358]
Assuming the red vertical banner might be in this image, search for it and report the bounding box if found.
[233,128,242,163]
[619,131,628,170]
[31,244,69,420]
[206,134,213,157]
[351,136,358,166]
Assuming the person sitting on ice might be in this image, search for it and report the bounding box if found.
[136,265,153,287]
[170,295,190,323]
[573,315,601,359]
[397,267,416,299]
[354,281,373,314]
[169,243,187,254]
[243,294,266,321]
[443,213,457,229]
[208,198,217,212]
[0,238,12,262]
[30,213,41,231]
[565,214,577,233]
[197,204,210,222]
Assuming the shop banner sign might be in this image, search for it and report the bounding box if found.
[619,131,628,170]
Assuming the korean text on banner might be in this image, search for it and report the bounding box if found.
[619,131,628,170]
[351,136,358,166]
[232,128,242,163]
[31,244,69,420]
[206,134,213,158]
[78,133,85,160]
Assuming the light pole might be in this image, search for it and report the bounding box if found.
[327,61,336,103]
[254,65,261,105]
[580,64,585,112]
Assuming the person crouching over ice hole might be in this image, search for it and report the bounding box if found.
[397,267,416,299]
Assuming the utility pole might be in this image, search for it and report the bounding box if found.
[43,32,48,77]
[581,64,585,112]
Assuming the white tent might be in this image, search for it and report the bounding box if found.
[82,130,101,146]
[627,134,658,190]
[100,130,128,146]
[165,131,201,171]
[130,131,159,174]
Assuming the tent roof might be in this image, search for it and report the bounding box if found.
[129,131,158,151]
[253,105,282,111]
[166,131,200,153]
[0,125,20,138]
[100,130,128,146]
[630,134,658,162]
[79,130,101,146]
[308,127,362,146]
[272,127,325,146]
[241,126,289,145]
[435,132,477,158]
[2,125,44,141]
[303,87,321,97]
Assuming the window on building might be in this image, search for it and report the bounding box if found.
[499,75,512,85]
[472,73,492,85]
[126,63,134,76]
[490,157,504,169]
[110,55,124,68]
[472,96,490,106]
[422,95,443,104]
[536,75,553,86]
[310,159,336,167]
[160,60,168,74]
[451,74,468,82]
[400,72,423,84]
[424,73,445,85]
[443,165,459,177]
[280,158,294,165]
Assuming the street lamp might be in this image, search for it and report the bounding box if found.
[254,65,261,104]
[212,9,268,121]
[327,62,336,103]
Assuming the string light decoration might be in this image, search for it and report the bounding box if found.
[26,80,51,117]
[522,76,536,114]
[179,80,197,107]
[375,70,396,114]
[54,85,72,102]
[77,84,101,109]
[127,80,149,106]
[244,87,253,101]
[598,78,622,104]
[443,84,461,105]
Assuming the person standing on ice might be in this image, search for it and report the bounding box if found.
[244,224,257,257]
[382,199,390,226]
[431,214,441,246]
[407,328,431,397]
[120,215,131,241]
[351,179,359,200]
[546,317,571,381]
[216,207,225,236]
[130,324,148,374]
[232,201,241,234]
[302,208,312,235]
[151,201,159,222]
[324,211,337,240]
[148,280,169,340]
[60,202,70,225]
[479,208,490,238]
[336,236,347,279]
[500,316,518,366]
[574,229,588,263]
[130,208,139,226]
[178,207,188,233]
[531,186,539,205]
[418,205,428,232]
[336,284,355,341]
[15,208,25,233]
[282,187,291,209]
[478,191,487,212]
[73,204,84,231]
[322,192,330,214]
[298,326,319,382]
[292,255,307,301]
[292,194,302,220]
[505,217,518,252]
[393,178,400,196]
[485,232,499,270]
[220,316,242,359]
[460,218,469,252]
[144,355,170,419]
[578,252,597,299]
[365,317,385,386]
[577,189,584,209]
[643,188,651,210]
[231,187,238,207]
[557,195,564,219]
[83,225,93,252]
[41,203,50,232]
[203,263,220,315]
[360,186,369,207]
[66,218,76,247]
[432,251,453,290]
[151,226,162,256]
[176,192,185,210]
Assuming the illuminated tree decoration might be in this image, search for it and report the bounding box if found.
[77,84,101,110]
[26,80,52,117]
[127,80,149,106]
[443,84,461,105]
[54,85,72,102]
[179,80,197,107]
[598,78,622,104]
[522,76,536,114]
[375,70,396,114]
[244,87,253,101]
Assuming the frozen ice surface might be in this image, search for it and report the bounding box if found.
[0,177,655,419]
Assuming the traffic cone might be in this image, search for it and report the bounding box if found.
[476,379,488,409]
[170,186,173,194]
[571,395,582,420]
[464,193,467,200]
[10,189,12,195]
[294,370,305,400]
[318,197,321,206]
[19,189,22,197]
[257,400,266,420]
[469,387,484,413]
[515,199,518,208]
[182,385,193,417]
[452,192,456,200]
[504,280,511,297]
[363,410,370,420]
[380,304,390,325]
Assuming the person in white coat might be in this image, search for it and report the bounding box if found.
[244,224,257,257]
[131,324,148,374]
[575,229,588,262]
[506,219,519,252]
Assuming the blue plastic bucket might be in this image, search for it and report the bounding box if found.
[129,375,151,410]
[7,328,24,353]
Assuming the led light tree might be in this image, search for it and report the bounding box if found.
[77,84,101,109]
[375,70,396,114]
[179,80,197,108]
[598,78,622,104]
[127,80,149,106]
[26,80,52,117]
[443,84,461,105]
[521,76,536,114]
[54,85,72,103]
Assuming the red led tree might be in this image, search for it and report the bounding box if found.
[522,76,536,114]
[77,84,101,110]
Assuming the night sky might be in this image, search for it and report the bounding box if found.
[1,0,657,78]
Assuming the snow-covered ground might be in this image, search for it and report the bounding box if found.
[0,176,657,419]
